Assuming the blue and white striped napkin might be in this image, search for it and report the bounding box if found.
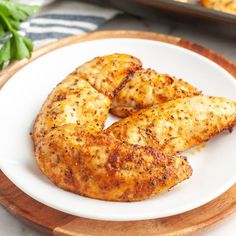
[19,0,119,48]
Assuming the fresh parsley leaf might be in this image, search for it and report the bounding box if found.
[0,24,4,41]
[0,1,39,21]
[23,36,33,54]
[0,3,11,17]
[0,0,39,70]
[12,31,30,60]
[15,3,39,18]
[10,35,16,61]
[0,1,23,21]
[8,18,20,31]
[0,38,11,69]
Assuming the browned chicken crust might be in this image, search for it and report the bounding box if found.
[33,54,142,146]
[75,54,142,98]
[200,0,236,15]
[107,96,236,156]
[111,68,201,117]
[33,54,193,202]
[36,124,191,201]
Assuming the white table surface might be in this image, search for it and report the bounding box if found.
[1,8,236,236]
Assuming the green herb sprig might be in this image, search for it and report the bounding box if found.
[0,0,39,69]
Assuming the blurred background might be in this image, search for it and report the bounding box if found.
[15,0,236,61]
[29,0,236,59]
[94,0,236,61]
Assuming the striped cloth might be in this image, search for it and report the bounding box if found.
[19,0,119,48]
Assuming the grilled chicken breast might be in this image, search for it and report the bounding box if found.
[33,54,141,146]
[36,124,192,201]
[107,96,236,156]
[34,54,192,202]
[200,0,236,15]
[75,53,142,98]
[111,68,201,117]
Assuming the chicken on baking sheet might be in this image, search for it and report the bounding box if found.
[200,0,236,15]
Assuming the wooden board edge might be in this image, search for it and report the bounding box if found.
[0,172,76,235]
[52,185,236,236]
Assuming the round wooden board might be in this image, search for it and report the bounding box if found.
[0,31,236,236]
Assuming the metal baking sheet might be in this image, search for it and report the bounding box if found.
[87,0,236,25]
[135,0,236,24]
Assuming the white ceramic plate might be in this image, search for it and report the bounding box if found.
[0,38,236,221]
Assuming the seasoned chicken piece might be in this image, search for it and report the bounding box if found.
[33,54,141,146]
[111,68,201,117]
[33,76,111,146]
[200,0,236,15]
[107,96,236,156]
[34,54,192,202]
[35,124,192,201]
[75,53,142,98]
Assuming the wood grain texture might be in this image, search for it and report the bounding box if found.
[0,30,236,236]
